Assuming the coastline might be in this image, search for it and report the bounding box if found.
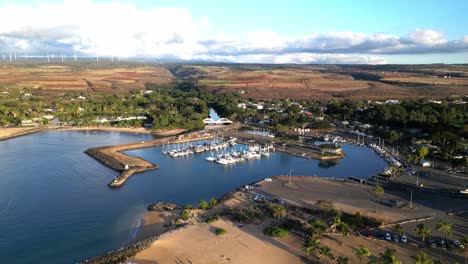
[0,126,186,141]
[86,175,468,263]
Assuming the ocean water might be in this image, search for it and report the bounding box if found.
[0,130,387,263]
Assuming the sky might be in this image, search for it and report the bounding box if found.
[0,0,467,64]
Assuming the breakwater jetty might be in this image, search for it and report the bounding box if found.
[85,132,213,187]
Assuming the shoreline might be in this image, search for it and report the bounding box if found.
[85,174,468,263]
[0,126,187,142]
[80,176,385,263]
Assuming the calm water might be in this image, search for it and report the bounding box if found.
[0,131,387,263]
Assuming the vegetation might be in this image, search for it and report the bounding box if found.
[354,245,372,263]
[378,248,401,264]
[263,226,288,238]
[198,200,210,210]
[374,186,384,212]
[415,223,431,242]
[267,204,287,218]
[1,81,211,131]
[435,220,452,238]
[204,214,219,223]
[215,228,227,236]
[393,224,404,237]
[414,251,433,264]
[181,210,190,220]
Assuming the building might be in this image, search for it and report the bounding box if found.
[203,118,233,125]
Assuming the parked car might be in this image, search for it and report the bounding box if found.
[379,234,386,240]
[453,240,465,249]
[439,240,447,248]
[400,235,407,243]
[393,234,399,242]
[427,240,436,248]
[385,233,392,241]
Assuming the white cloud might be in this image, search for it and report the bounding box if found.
[0,1,466,64]
[409,29,447,45]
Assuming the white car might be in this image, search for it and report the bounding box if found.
[400,235,407,243]
[385,233,391,241]
[454,240,465,249]
[264,178,272,182]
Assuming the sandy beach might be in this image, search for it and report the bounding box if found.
[0,127,43,141]
[122,176,466,264]
[131,219,305,264]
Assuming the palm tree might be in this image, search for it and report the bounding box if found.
[330,215,342,233]
[379,249,402,264]
[354,245,371,263]
[319,245,334,263]
[415,223,431,242]
[393,224,404,237]
[308,219,326,239]
[374,185,384,212]
[336,256,349,264]
[269,204,287,218]
[461,237,467,264]
[414,251,433,264]
[337,222,351,237]
[304,238,321,257]
[435,220,452,239]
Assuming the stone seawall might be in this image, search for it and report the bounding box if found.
[85,132,213,187]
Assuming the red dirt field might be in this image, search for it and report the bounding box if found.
[0,65,173,94]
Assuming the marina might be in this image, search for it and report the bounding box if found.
[0,130,388,263]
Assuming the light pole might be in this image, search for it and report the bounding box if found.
[288,169,294,186]
[410,190,413,209]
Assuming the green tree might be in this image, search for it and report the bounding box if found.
[319,245,334,263]
[379,249,401,264]
[304,238,321,257]
[415,223,431,242]
[393,224,404,237]
[330,215,342,233]
[337,222,350,237]
[181,210,190,220]
[418,147,429,161]
[209,197,218,208]
[374,186,384,212]
[336,256,349,264]
[354,245,371,263]
[198,200,210,210]
[307,219,326,239]
[268,204,287,218]
[435,220,452,239]
[414,251,433,264]
[461,237,468,264]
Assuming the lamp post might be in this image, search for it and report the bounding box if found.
[288,169,294,186]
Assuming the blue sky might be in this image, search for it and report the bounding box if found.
[0,0,467,64]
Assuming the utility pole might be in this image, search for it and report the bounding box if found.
[410,190,413,209]
[416,170,419,187]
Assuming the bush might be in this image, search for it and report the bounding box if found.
[263,226,288,238]
[205,215,219,223]
[209,197,219,208]
[199,200,210,210]
[181,210,190,220]
[267,204,287,218]
[215,228,227,236]
[184,204,193,210]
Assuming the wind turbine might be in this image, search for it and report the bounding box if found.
[74,54,77,61]
[9,53,12,62]
[47,54,50,62]
[14,53,16,61]
[2,54,5,61]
